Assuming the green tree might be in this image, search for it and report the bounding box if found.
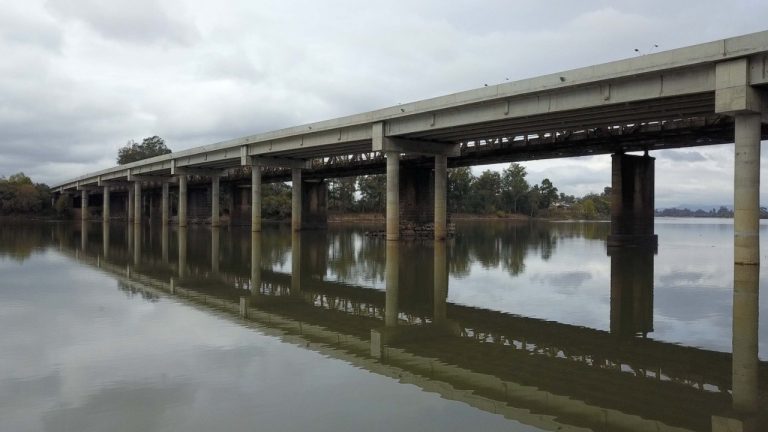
[328,177,357,212]
[358,175,386,212]
[500,163,529,213]
[117,136,172,165]
[448,167,474,213]
[0,172,50,215]
[538,178,558,209]
[527,185,541,216]
[469,170,501,214]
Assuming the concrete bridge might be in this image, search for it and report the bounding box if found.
[59,225,768,432]
[53,31,768,244]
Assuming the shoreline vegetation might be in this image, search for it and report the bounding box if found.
[4,166,764,222]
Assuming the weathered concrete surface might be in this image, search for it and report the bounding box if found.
[607,153,657,248]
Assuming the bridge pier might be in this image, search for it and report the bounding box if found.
[292,168,302,232]
[301,179,328,230]
[80,189,89,221]
[386,152,399,240]
[607,153,657,248]
[178,227,187,279]
[102,186,110,222]
[211,176,221,227]
[161,182,169,225]
[127,186,135,222]
[251,232,262,294]
[251,166,261,232]
[178,175,188,227]
[133,181,142,225]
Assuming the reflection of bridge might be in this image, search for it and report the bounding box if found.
[61,225,767,432]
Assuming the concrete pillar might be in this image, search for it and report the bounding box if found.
[102,186,110,222]
[81,190,88,221]
[239,297,250,318]
[607,153,657,248]
[178,227,187,279]
[732,112,761,414]
[211,176,220,227]
[161,182,169,225]
[127,187,134,222]
[133,181,142,225]
[385,241,399,327]
[386,152,399,241]
[291,232,301,295]
[178,175,188,227]
[433,240,448,323]
[252,166,261,232]
[251,232,262,294]
[301,179,328,230]
[211,227,220,274]
[434,154,447,240]
[292,168,302,232]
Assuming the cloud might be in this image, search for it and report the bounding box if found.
[0,0,767,203]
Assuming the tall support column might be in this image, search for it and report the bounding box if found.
[252,166,262,232]
[161,223,169,263]
[102,186,110,222]
[607,153,657,248]
[211,227,220,274]
[133,181,142,225]
[127,187,135,222]
[386,151,400,241]
[161,182,169,225]
[434,154,447,240]
[292,168,302,232]
[178,175,188,227]
[732,112,761,414]
[132,223,141,266]
[102,222,110,260]
[211,176,220,227]
[81,190,89,221]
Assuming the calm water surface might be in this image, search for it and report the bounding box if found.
[1,219,766,431]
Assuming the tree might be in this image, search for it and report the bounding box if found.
[469,170,502,214]
[0,172,50,215]
[117,136,172,165]
[328,177,357,212]
[500,163,529,213]
[538,178,558,210]
[358,175,386,212]
[448,167,474,213]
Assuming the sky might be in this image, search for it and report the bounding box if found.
[0,0,767,208]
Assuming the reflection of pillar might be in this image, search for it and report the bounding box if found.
[609,246,655,338]
[134,181,142,225]
[251,232,262,294]
[178,175,188,227]
[133,223,141,266]
[161,182,169,225]
[211,176,220,227]
[291,232,301,294]
[178,227,188,279]
[385,241,400,327]
[211,227,220,274]
[102,186,110,222]
[81,190,89,221]
[252,166,261,232]
[161,223,169,263]
[102,222,110,260]
[433,240,448,323]
[386,152,399,241]
[434,155,447,240]
[291,168,302,232]
[732,112,761,415]
[80,220,88,251]
[127,219,133,252]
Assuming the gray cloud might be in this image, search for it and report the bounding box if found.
[0,0,767,206]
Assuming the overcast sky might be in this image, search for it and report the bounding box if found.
[1,0,767,208]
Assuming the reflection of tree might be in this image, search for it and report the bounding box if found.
[0,223,55,262]
[117,280,159,302]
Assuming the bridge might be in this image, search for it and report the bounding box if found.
[52,31,768,244]
[56,223,767,432]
